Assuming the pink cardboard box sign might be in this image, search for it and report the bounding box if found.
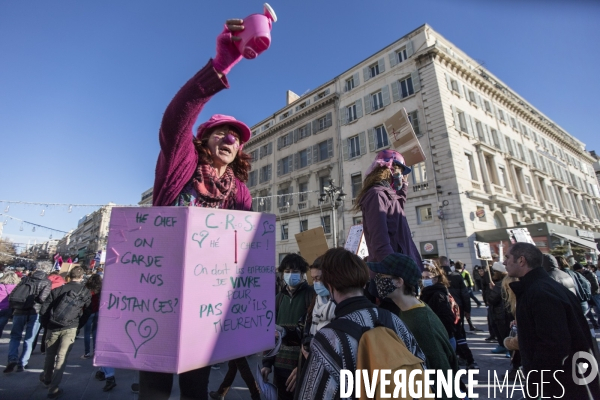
[94,207,276,374]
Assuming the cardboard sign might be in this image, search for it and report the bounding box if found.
[58,263,79,279]
[344,225,369,259]
[474,241,492,260]
[384,108,426,166]
[295,226,329,283]
[94,207,276,374]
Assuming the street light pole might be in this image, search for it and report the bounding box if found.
[318,179,347,248]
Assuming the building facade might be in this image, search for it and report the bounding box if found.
[56,203,114,266]
[242,24,600,267]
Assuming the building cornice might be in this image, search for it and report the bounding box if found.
[423,46,590,160]
[245,93,339,149]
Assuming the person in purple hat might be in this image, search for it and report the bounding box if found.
[141,18,257,400]
[353,149,421,312]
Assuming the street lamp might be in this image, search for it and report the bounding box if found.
[318,179,346,247]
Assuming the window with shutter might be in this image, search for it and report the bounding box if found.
[399,76,414,98]
[371,91,384,111]
[347,104,358,122]
[327,138,334,159]
[345,76,355,92]
[317,141,328,162]
[351,174,363,198]
[374,125,389,149]
[359,131,367,155]
[483,100,492,114]
[407,111,420,136]
[348,135,361,158]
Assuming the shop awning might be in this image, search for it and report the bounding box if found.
[552,233,598,252]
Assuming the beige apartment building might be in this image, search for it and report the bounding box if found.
[243,24,600,266]
[56,203,114,266]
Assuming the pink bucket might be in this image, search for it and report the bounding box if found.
[236,3,277,59]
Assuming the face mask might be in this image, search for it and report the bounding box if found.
[450,266,455,272]
[375,274,397,299]
[313,282,330,297]
[422,279,433,287]
[284,272,301,287]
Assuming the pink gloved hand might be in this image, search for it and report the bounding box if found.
[212,19,244,75]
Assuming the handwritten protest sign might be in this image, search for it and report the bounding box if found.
[344,225,369,259]
[94,207,276,374]
[295,226,329,284]
[384,108,426,166]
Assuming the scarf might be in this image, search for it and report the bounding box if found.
[192,163,237,208]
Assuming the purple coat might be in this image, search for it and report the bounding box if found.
[360,181,422,270]
[153,60,252,210]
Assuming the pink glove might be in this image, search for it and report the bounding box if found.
[213,26,242,75]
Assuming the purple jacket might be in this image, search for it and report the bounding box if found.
[0,284,16,310]
[360,181,422,269]
[153,60,252,211]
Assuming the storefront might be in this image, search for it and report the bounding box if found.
[476,222,598,264]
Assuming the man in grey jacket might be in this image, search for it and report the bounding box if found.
[542,254,576,295]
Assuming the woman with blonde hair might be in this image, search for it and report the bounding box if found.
[420,260,457,349]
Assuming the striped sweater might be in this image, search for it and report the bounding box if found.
[297,296,425,399]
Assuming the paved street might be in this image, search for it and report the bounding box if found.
[0,293,585,399]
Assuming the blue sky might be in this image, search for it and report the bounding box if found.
[1,0,599,248]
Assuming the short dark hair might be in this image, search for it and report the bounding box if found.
[439,256,449,266]
[573,263,584,271]
[277,253,309,274]
[454,261,464,271]
[321,248,369,294]
[69,266,84,280]
[508,243,542,269]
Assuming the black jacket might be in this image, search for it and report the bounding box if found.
[487,277,512,339]
[40,281,92,331]
[12,270,52,316]
[420,283,455,338]
[442,267,471,313]
[510,267,600,399]
[579,269,600,295]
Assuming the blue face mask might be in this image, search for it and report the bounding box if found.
[313,282,330,297]
[284,272,302,287]
[422,279,433,287]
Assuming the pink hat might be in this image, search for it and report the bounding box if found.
[196,114,252,144]
[365,149,412,177]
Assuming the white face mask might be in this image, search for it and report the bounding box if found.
[283,272,301,287]
[422,279,434,287]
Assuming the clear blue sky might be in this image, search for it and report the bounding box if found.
[1,0,599,247]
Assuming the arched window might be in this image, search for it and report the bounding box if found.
[493,212,506,229]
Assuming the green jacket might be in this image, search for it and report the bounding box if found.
[399,303,460,400]
[263,281,315,371]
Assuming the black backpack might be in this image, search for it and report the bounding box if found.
[9,278,37,310]
[50,286,88,327]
